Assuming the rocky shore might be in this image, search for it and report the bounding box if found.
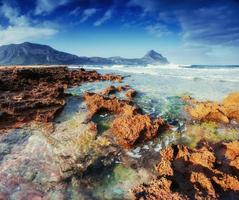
[0,66,238,199]
[0,66,122,131]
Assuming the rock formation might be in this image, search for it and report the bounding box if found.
[183,92,239,124]
[0,66,122,131]
[83,91,168,148]
[133,140,239,199]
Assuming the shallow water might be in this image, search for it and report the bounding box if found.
[1,65,239,199]
[69,65,239,120]
[64,65,239,199]
[75,65,239,100]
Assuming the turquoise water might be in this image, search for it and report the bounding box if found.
[69,65,239,120]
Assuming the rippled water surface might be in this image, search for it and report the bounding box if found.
[69,65,239,118]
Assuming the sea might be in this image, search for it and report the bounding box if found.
[68,64,239,119]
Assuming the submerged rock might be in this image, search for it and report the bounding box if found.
[49,109,120,179]
[133,140,239,199]
[184,92,239,124]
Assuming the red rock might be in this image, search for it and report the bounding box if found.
[83,92,168,148]
[111,114,167,148]
[222,92,239,122]
[100,85,127,96]
[83,92,139,118]
[133,140,239,199]
[183,92,239,123]
[0,66,123,131]
[125,89,137,99]
[132,177,187,200]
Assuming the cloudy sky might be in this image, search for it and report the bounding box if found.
[0,0,239,64]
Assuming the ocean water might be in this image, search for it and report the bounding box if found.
[69,64,239,119]
[66,64,239,199]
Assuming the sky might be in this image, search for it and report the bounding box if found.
[0,0,239,64]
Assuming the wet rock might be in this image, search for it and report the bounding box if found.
[83,92,168,148]
[0,66,123,131]
[133,177,186,200]
[49,110,120,179]
[183,92,239,123]
[133,140,239,199]
[222,92,239,122]
[112,115,167,149]
[155,147,174,176]
[83,92,140,118]
[0,127,63,199]
[100,85,127,96]
[125,89,137,99]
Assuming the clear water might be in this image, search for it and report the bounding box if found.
[1,65,239,199]
[69,65,239,120]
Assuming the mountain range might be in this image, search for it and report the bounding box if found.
[0,42,169,65]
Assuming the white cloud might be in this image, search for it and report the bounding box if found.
[80,8,98,23]
[35,0,70,15]
[128,0,158,13]
[0,26,57,45]
[145,23,171,37]
[1,3,29,26]
[94,9,112,26]
[0,3,58,45]
[69,7,81,16]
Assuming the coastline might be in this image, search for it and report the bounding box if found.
[0,66,238,199]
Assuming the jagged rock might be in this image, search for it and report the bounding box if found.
[83,92,168,148]
[222,92,239,122]
[0,66,123,131]
[133,177,187,200]
[125,89,137,99]
[83,92,140,118]
[111,115,167,149]
[133,141,239,199]
[184,92,239,123]
[100,85,128,96]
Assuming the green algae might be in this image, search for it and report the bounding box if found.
[92,113,114,135]
[93,164,139,200]
[180,122,239,148]
[162,96,186,120]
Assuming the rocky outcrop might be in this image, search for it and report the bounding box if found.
[112,115,166,148]
[83,92,168,148]
[100,85,128,96]
[83,92,140,118]
[0,66,123,131]
[222,92,239,122]
[133,140,239,199]
[125,89,137,99]
[100,85,137,99]
[184,92,239,123]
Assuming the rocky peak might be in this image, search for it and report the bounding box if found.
[143,50,169,64]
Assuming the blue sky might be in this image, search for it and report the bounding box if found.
[0,0,239,64]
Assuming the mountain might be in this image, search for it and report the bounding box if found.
[142,50,169,64]
[0,42,169,65]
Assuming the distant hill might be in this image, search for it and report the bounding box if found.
[0,42,169,65]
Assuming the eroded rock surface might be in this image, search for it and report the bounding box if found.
[184,92,239,124]
[100,85,137,99]
[133,140,239,199]
[0,66,122,131]
[84,92,168,148]
[125,89,137,99]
